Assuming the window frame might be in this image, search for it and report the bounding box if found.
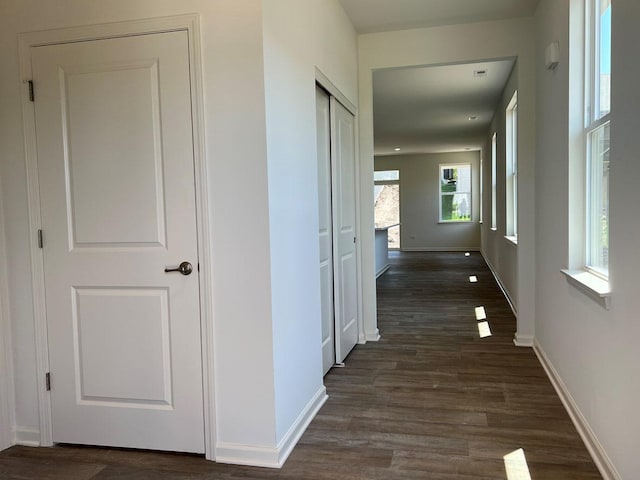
[506,92,518,239]
[438,163,472,223]
[490,132,497,230]
[479,152,483,224]
[584,0,611,279]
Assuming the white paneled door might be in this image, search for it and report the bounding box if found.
[316,87,358,371]
[316,87,336,375]
[330,98,358,364]
[32,31,204,453]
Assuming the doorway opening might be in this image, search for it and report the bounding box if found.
[374,169,400,249]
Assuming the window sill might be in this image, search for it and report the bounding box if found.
[561,269,611,310]
[438,221,472,224]
[504,235,518,246]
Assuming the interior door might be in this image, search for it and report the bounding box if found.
[316,87,335,375]
[32,31,204,453]
[330,98,359,364]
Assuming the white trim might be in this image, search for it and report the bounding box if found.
[365,329,381,342]
[18,37,53,448]
[513,333,534,347]
[0,180,15,451]
[315,68,357,115]
[504,235,518,246]
[533,341,621,480]
[275,386,327,467]
[215,386,328,468]
[402,247,480,252]
[375,264,391,278]
[14,426,41,447]
[18,13,216,459]
[561,268,611,309]
[481,251,518,318]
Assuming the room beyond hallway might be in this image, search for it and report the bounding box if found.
[0,252,601,479]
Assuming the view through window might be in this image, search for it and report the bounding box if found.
[439,164,472,222]
[374,170,400,249]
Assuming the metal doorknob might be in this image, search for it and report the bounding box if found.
[164,261,193,275]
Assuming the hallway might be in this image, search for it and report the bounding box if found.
[0,252,602,479]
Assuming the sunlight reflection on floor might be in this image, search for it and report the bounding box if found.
[477,321,492,338]
[504,448,533,480]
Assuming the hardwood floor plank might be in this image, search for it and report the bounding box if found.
[0,252,602,478]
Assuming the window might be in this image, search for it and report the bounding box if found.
[506,92,518,239]
[374,170,400,248]
[585,0,611,277]
[439,164,471,222]
[491,133,497,230]
[479,153,483,223]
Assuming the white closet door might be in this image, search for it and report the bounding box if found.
[316,87,335,375]
[330,98,359,364]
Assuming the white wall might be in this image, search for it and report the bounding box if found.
[0,0,359,466]
[534,0,640,477]
[358,17,536,345]
[0,179,14,450]
[260,0,358,448]
[375,152,481,251]
[481,65,518,306]
[0,0,276,456]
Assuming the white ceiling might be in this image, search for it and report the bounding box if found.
[338,0,531,156]
[339,0,540,34]
[373,59,515,155]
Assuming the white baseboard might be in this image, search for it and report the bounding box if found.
[364,328,381,342]
[480,251,518,317]
[14,426,40,447]
[533,341,621,480]
[275,385,327,466]
[401,247,480,252]
[375,264,391,278]
[513,333,534,347]
[215,386,327,468]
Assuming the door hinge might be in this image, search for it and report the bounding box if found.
[354,236,357,244]
[27,80,34,102]
[45,372,51,391]
[37,229,43,248]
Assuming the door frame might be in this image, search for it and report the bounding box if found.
[314,69,365,345]
[17,14,217,460]
[0,180,15,450]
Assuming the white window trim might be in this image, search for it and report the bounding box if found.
[479,152,483,224]
[506,92,518,239]
[490,132,497,230]
[584,0,610,277]
[563,0,611,307]
[561,269,610,309]
[438,163,472,223]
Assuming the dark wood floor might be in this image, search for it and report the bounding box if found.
[0,252,602,479]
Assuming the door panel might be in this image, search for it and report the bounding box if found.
[73,287,172,407]
[316,87,335,375]
[63,60,166,248]
[33,31,204,453]
[330,98,358,364]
